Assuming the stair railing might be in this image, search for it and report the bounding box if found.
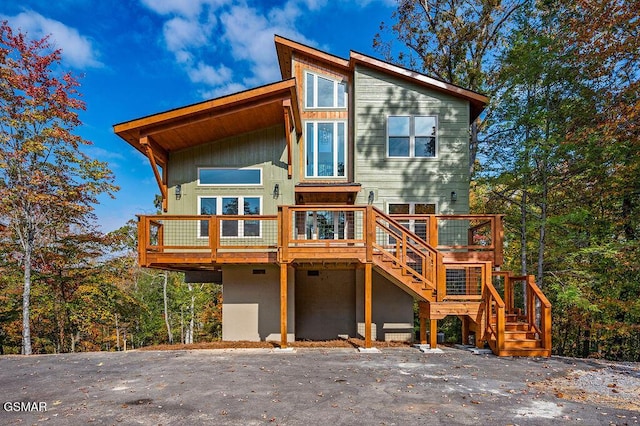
[369,207,443,296]
[482,279,506,353]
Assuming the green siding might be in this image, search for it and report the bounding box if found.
[353,65,471,214]
[166,125,294,215]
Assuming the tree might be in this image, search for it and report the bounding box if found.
[374,0,525,174]
[0,23,117,354]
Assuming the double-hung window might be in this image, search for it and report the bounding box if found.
[387,116,437,158]
[198,196,262,238]
[305,72,346,109]
[305,121,346,178]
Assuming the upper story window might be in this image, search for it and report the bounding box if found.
[198,168,262,186]
[305,71,346,109]
[305,121,346,178]
[387,116,437,158]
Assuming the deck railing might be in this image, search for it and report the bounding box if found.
[137,214,278,264]
[390,214,504,266]
[443,261,492,300]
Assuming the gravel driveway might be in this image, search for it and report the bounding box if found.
[0,346,638,425]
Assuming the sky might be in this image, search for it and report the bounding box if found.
[0,0,398,232]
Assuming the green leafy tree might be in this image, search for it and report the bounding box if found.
[374,0,525,173]
[0,23,117,354]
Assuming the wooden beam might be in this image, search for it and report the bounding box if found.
[283,101,293,179]
[364,262,372,348]
[280,263,288,349]
[140,136,168,211]
[138,133,168,166]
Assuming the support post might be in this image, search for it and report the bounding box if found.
[364,262,372,348]
[280,263,288,349]
[429,319,438,349]
[461,316,469,345]
[419,317,427,345]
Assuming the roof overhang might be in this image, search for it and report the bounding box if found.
[274,36,488,122]
[294,183,362,205]
[114,78,301,165]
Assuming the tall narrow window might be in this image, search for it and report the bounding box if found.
[387,116,437,158]
[305,121,346,178]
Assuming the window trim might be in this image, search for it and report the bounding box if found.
[386,115,438,159]
[197,195,263,238]
[304,120,347,179]
[304,71,347,110]
[197,167,263,186]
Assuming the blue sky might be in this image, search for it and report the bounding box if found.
[1,0,397,232]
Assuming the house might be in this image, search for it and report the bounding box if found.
[114,36,551,356]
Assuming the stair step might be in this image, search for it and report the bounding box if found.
[505,322,531,331]
[504,330,536,340]
[503,338,541,349]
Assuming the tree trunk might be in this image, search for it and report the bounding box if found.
[115,313,120,351]
[163,272,173,344]
[186,283,195,344]
[22,245,32,355]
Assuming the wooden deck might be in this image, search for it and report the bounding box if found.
[136,205,551,357]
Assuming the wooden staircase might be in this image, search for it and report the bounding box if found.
[368,208,552,357]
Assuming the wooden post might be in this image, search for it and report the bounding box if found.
[137,216,146,266]
[364,262,372,348]
[365,206,374,262]
[428,215,438,247]
[280,263,288,349]
[461,316,469,345]
[419,317,427,345]
[429,319,438,349]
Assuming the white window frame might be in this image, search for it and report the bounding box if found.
[305,121,347,178]
[197,167,262,186]
[197,195,263,238]
[387,115,438,158]
[387,202,436,242]
[304,71,347,109]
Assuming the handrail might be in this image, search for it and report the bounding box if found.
[483,279,506,353]
[495,272,552,353]
[371,207,440,295]
[525,276,552,352]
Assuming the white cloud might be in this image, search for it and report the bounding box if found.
[187,62,233,86]
[141,0,324,98]
[140,0,230,18]
[2,11,102,69]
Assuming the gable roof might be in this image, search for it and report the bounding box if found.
[274,35,488,122]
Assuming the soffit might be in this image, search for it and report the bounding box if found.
[114,79,300,160]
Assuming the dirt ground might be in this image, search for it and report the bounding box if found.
[0,345,638,425]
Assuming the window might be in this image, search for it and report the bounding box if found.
[198,196,261,238]
[305,71,346,109]
[305,121,346,178]
[388,203,436,241]
[198,168,262,186]
[387,116,437,158]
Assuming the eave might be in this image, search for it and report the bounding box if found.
[114,78,301,161]
[349,52,488,122]
[274,35,488,122]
